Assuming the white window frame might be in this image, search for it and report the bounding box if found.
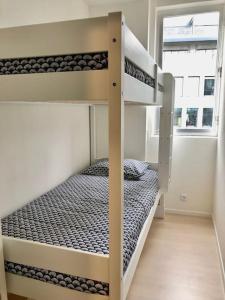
[174,76,184,97]
[154,1,224,137]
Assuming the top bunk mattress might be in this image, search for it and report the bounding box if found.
[2,169,159,274]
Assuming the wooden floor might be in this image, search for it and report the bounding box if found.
[127,214,225,300]
[8,214,225,300]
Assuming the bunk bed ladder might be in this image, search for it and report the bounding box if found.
[159,73,175,193]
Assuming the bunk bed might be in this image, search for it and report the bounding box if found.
[0,12,174,300]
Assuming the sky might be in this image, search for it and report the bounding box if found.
[164,12,220,28]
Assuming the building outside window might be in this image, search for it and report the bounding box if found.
[203,107,213,127]
[186,108,198,127]
[184,76,200,97]
[174,108,182,127]
[204,77,215,95]
[175,77,184,97]
[162,12,219,134]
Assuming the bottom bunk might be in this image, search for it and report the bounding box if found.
[1,159,160,299]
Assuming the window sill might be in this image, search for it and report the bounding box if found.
[152,130,218,138]
[174,128,218,138]
[151,134,217,139]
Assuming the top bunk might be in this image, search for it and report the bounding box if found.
[0,12,165,106]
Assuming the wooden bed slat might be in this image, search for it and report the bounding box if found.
[0,70,108,103]
[124,74,162,105]
[6,274,109,300]
[124,25,155,79]
[0,17,108,59]
[123,192,161,299]
[3,237,109,283]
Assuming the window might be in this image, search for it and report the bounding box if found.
[160,12,219,135]
[204,77,215,95]
[175,77,184,97]
[203,108,213,127]
[174,108,182,126]
[186,108,198,127]
[184,76,200,97]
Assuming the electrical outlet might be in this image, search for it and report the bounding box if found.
[180,193,187,201]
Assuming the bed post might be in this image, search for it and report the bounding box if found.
[0,221,8,300]
[89,106,96,164]
[158,73,175,218]
[108,12,125,300]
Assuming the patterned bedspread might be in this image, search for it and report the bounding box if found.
[2,169,159,295]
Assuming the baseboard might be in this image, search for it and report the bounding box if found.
[212,217,225,295]
[165,208,211,218]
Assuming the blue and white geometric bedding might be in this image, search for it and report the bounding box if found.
[2,169,159,296]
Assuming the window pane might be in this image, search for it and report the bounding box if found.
[184,76,200,96]
[162,12,219,135]
[186,108,198,127]
[203,108,213,127]
[204,78,215,95]
[175,77,183,97]
[174,108,182,127]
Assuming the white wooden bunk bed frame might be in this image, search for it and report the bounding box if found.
[0,12,174,300]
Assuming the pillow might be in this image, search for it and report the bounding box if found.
[81,158,151,180]
[124,159,150,180]
[81,159,109,177]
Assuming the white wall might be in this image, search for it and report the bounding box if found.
[95,105,147,161]
[0,0,89,27]
[146,135,216,215]
[89,0,149,48]
[0,0,90,218]
[214,94,225,275]
[166,137,216,215]
[0,104,90,218]
[213,6,225,278]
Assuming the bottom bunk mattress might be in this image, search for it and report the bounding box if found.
[2,168,159,296]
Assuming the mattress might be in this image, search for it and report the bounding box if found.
[2,169,159,296]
